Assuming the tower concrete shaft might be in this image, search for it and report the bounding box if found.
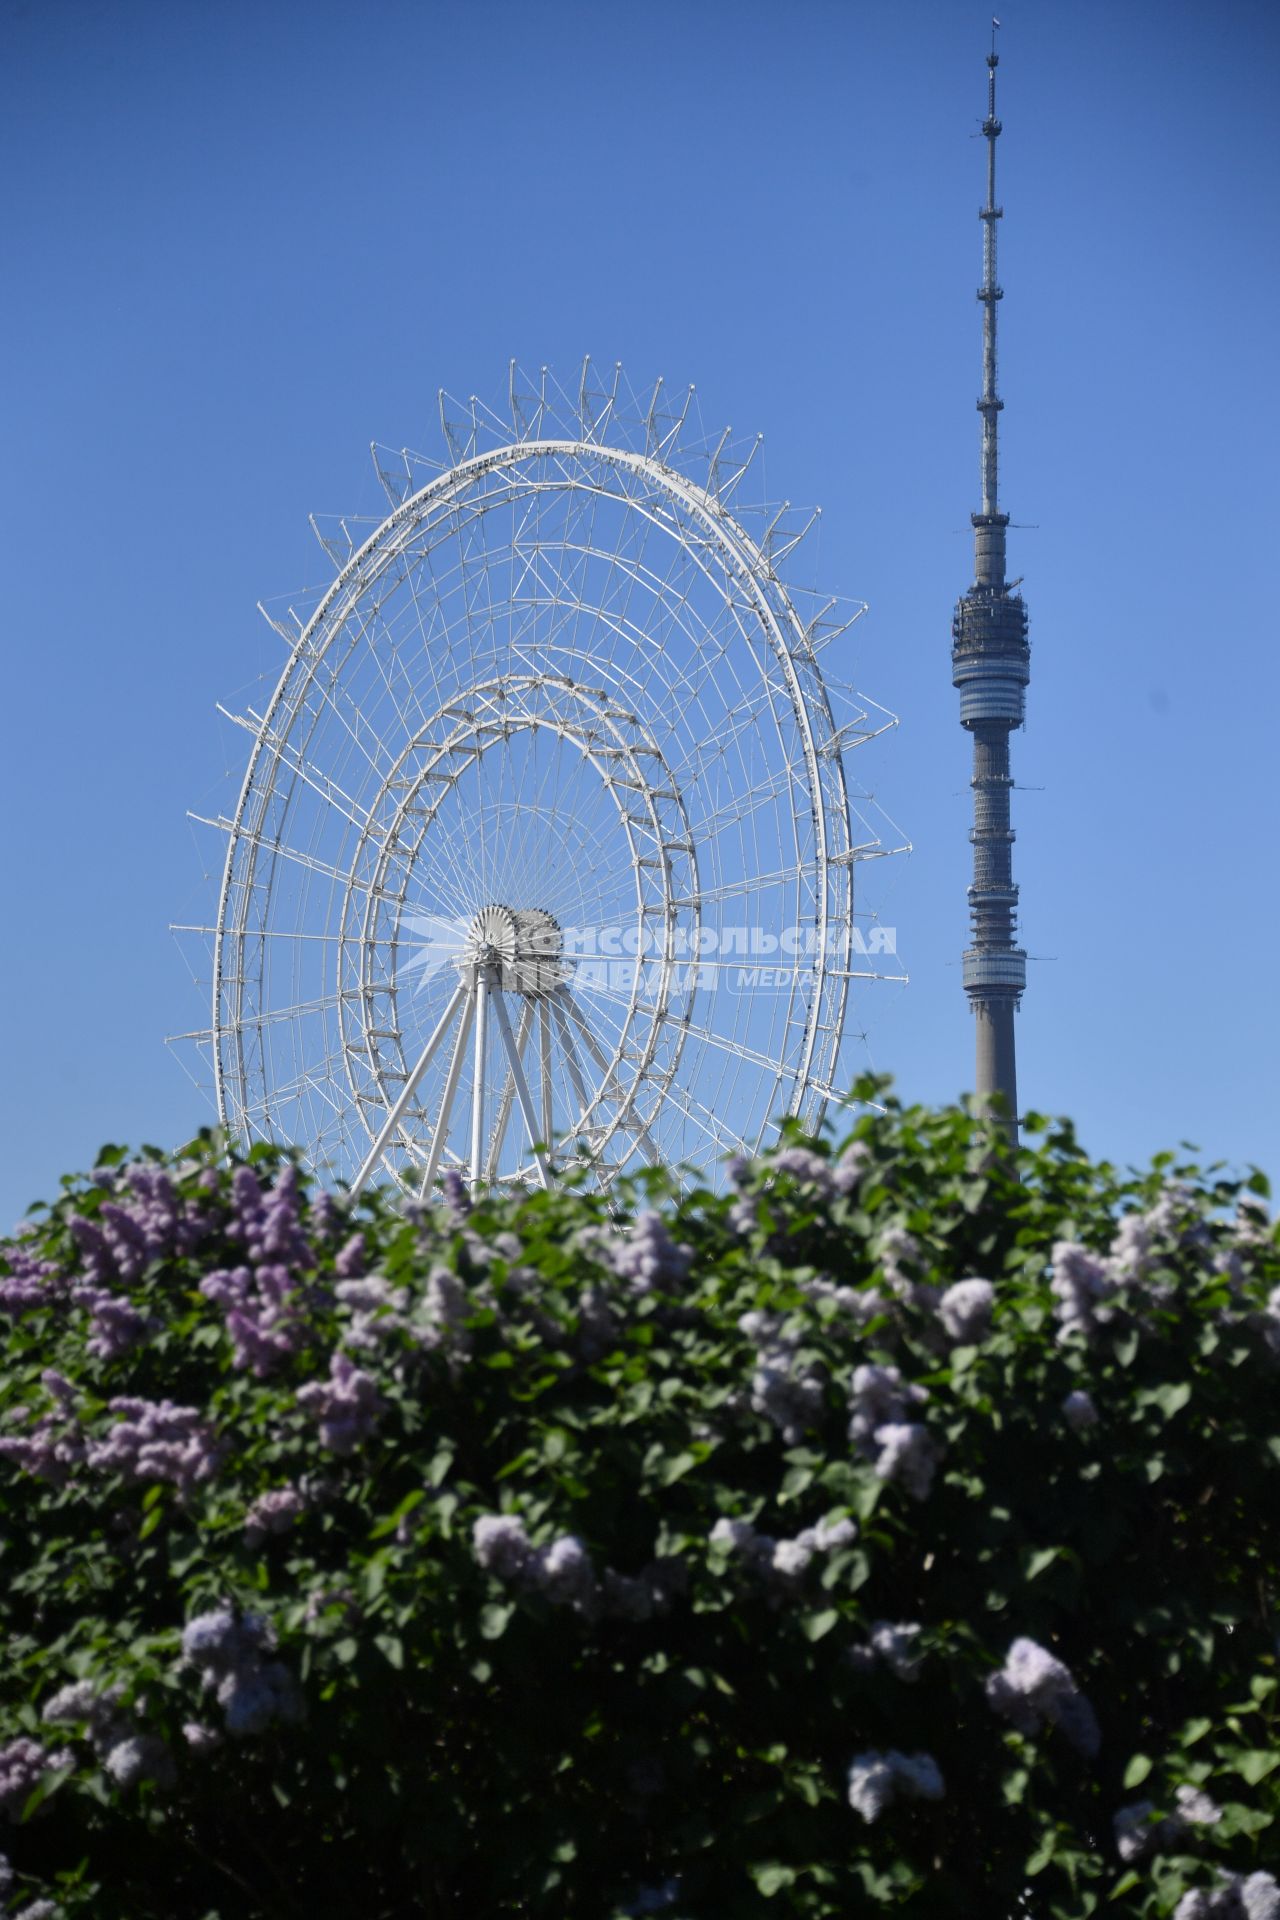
[951,31,1030,1139]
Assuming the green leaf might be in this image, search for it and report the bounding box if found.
[479,1604,514,1641]
[801,1608,840,1643]
[1231,1750,1280,1786]
[752,1864,797,1897]
[658,1450,698,1486]
[1025,1834,1056,1876]
[1122,1753,1153,1789]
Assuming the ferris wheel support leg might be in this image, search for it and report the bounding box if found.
[491,986,552,1190]
[347,981,467,1201]
[469,970,493,1194]
[556,989,661,1167]
[539,1000,555,1147]
[549,994,592,1132]
[421,988,476,1199]
[486,997,536,1181]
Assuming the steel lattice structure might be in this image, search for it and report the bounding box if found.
[178,363,905,1195]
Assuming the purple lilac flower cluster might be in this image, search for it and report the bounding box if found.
[985,1636,1100,1758]
[0,1372,85,1485]
[472,1514,686,1623]
[1174,1873,1280,1920]
[849,1620,924,1682]
[66,1163,210,1298]
[0,1235,64,1317]
[876,1225,937,1311]
[1113,1784,1221,1863]
[243,1485,306,1547]
[709,1513,856,1589]
[296,1352,384,1455]
[85,1398,223,1494]
[846,1747,945,1822]
[181,1609,301,1738]
[72,1283,150,1362]
[848,1364,940,1500]
[196,1165,321,1375]
[936,1277,994,1345]
[738,1309,825,1443]
[42,1681,173,1791]
[199,1264,312,1376]
[609,1211,692,1293]
[229,1165,311,1268]
[724,1137,869,1237]
[1050,1241,1116,1343]
[1063,1388,1099,1431]
[624,1878,681,1915]
[0,1737,74,1820]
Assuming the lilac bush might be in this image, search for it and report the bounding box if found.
[0,1099,1277,1916]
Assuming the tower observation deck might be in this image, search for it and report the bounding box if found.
[952,25,1030,1139]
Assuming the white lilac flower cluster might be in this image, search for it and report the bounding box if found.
[848,1364,941,1501]
[849,1620,924,1683]
[41,1680,173,1792]
[0,1738,73,1821]
[846,1747,945,1823]
[296,1352,385,1455]
[738,1309,826,1443]
[181,1609,301,1739]
[472,1515,685,1623]
[1174,1872,1280,1920]
[709,1513,857,1591]
[985,1636,1100,1757]
[1113,1784,1222,1863]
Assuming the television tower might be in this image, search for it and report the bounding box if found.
[951,22,1030,1141]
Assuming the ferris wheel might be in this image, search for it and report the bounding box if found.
[190,363,904,1196]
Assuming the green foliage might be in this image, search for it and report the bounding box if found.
[0,1087,1276,1917]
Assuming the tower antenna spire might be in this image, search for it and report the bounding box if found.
[951,27,1030,1143]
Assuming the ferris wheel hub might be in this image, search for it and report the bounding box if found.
[455,904,565,999]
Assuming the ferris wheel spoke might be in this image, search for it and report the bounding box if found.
[649,1078,748,1162]
[550,989,660,1167]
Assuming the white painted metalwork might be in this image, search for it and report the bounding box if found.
[184,362,907,1195]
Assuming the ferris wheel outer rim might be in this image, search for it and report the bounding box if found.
[211,429,857,1181]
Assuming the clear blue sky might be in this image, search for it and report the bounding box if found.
[2,0,1277,1222]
